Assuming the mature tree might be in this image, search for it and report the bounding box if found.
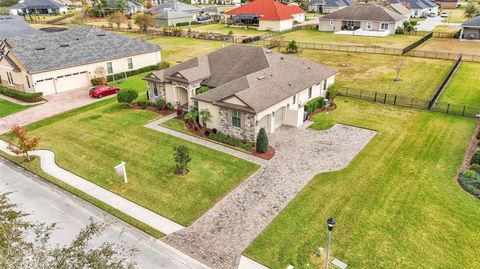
[0,192,136,269]
[173,145,191,175]
[0,0,19,7]
[117,89,138,106]
[116,0,126,12]
[394,57,405,82]
[464,2,480,18]
[108,12,128,29]
[199,109,211,130]
[8,126,40,162]
[286,40,299,53]
[133,13,154,33]
[256,128,268,153]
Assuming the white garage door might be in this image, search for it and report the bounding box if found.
[35,78,56,95]
[55,71,90,93]
[274,107,284,130]
[258,114,270,133]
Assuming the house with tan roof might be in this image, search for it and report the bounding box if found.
[144,45,336,141]
[318,3,408,36]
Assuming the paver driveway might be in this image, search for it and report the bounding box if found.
[163,124,376,269]
[0,88,112,134]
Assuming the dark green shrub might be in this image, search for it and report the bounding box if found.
[166,102,174,111]
[196,86,210,95]
[256,128,268,153]
[155,98,166,109]
[117,89,138,105]
[476,130,480,140]
[462,169,477,179]
[106,64,160,82]
[304,97,325,115]
[459,169,480,198]
[0,86,43,102]
[158,61,170,70]
[90,77,104,85]
[471,151,480,165]
[173,145,191,175]
[209,132,253,151]
[471,164,480,174]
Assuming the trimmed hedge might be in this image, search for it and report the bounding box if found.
[106,62,170,82]
[90,77,104,86]
[209,132,253,151]
[0,85,43,103]
[304,96,325,115]
[459,170,480,199]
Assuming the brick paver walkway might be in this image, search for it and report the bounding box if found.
[161,124,376,269]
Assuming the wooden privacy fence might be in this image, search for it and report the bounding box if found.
[337,88,480,117]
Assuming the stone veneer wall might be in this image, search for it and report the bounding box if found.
[218,107,256,142]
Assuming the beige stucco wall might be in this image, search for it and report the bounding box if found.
[222,96,248,107]
[259,19,294,31]
[197,101,220,129]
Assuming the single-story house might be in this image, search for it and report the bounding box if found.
[225,0,306,31]
[9,0,68,15]
[307,0,351,14]
[144,45,336,141]
[318,4,408,37]
[0,27,160,95]
[106,0,144,15]
[145,0,200,26]
[434,0,458,9]
[0,15,42,39]
[387,3,411,17]
[460,15,480,40]
[391,0,438,18]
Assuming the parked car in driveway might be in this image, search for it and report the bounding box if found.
[89,85,119,98]
[441,11,449,18]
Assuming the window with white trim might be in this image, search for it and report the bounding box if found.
[367,21,372,30]
[107,62,113,74]
[6,72,13,85]
[127,58,133,69]
[380,23,389,30]
[232,110,241,128]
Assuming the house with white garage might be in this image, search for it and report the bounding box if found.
[307,0,351,14]
[9,0,68,15]
[0,27,160,95]
[390,0,438,18]
[144,45,336,141]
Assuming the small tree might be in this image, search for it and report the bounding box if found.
[286,40,299,54]
[256,128,268,153]
[133,13,154,33]
[173,145,191,175]
[465,2,480,19]
[394,57,405,82]
[117,89,138,106]
[94,66,107,84]
[108,12,128,29]
[199,109,211,130]
[184,110,199,129]
[8,126,40,162]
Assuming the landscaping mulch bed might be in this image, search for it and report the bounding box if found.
[251,146,275,160]
[309,103,337,118]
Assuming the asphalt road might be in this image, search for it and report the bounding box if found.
[0,158,207,269]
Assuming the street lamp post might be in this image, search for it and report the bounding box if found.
[325,217,336,269]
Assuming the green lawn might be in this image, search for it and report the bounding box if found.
[432,25,461,33]
[1,73,258,226]
[190,23,265,37]
[245,97,480,268]
[147,37,226,64]
[0,99,29,117]
[442,8,468,23]
[160,117,189,133]
[297,50,452,99]
[271,30,423,48]
[439,62,480,106]
[416,37,480,55]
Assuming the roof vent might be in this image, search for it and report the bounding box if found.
[280,56,284,60]
[97,33,106,37]
[257,75,266,80]
[35,47,46,50]
[60,44,69,47]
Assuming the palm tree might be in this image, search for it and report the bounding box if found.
[184,110,199,129]
[199,110,211,131]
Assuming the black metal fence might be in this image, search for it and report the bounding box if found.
[405,30,458,38]
[429,55,462,109]
[259,24,317,39]
[337,88,480,117]
[406,50,480,63]
[402,31,433,54]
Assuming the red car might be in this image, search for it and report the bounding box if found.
[89,85,119,98]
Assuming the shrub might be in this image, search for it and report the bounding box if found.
[256,128,268,153]
[462,169,477,179]
[90,77,104,86]
[459,170,480,198]
[471,164,480,174]
[304,97,325,115]
[196,86,210,95]
[209,132,253,151]
[106,64,160,82]
[476,130,480,140]
[471,151,480,165]
[155,98,166,109]
[166,102,174,111]
[117,89,138,105]
[158,61,170,70]
[286,40,298,54]
[173,145,191,175]
[0,86,43,102]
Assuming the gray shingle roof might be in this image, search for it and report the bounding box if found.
[307,0,351,8]
[388,3,411,16]
[394,0,437,9]
[10,0,65,9]
[148,45,336,113]
[462,15,480,27]
[6,27,160,73]
[0,15,42,39]
[320,3,407,22]
[146,0,200,14]
[152,9,193,19]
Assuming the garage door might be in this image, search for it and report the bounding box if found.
[55,71,90,93]
[274,107,284,130]
[35,78,56,95]
[258,114,270,133]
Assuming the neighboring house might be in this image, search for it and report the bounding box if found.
[145,0,200,26]
[144,45,336,141]
[9,0,68,15]
[0,27,160,95]
[307,0,351,14]
[460,15,480,40]
[318,3,408,36]
[391,0,438,18]
[0,15,42,39]
[106,0,145,15]
[387,3,411,17]
[434,0,458,9]
[225,0,306,31]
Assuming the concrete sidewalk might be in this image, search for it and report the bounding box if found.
[0,140,184,235]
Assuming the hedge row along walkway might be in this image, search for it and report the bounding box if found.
[147,116,376,269]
